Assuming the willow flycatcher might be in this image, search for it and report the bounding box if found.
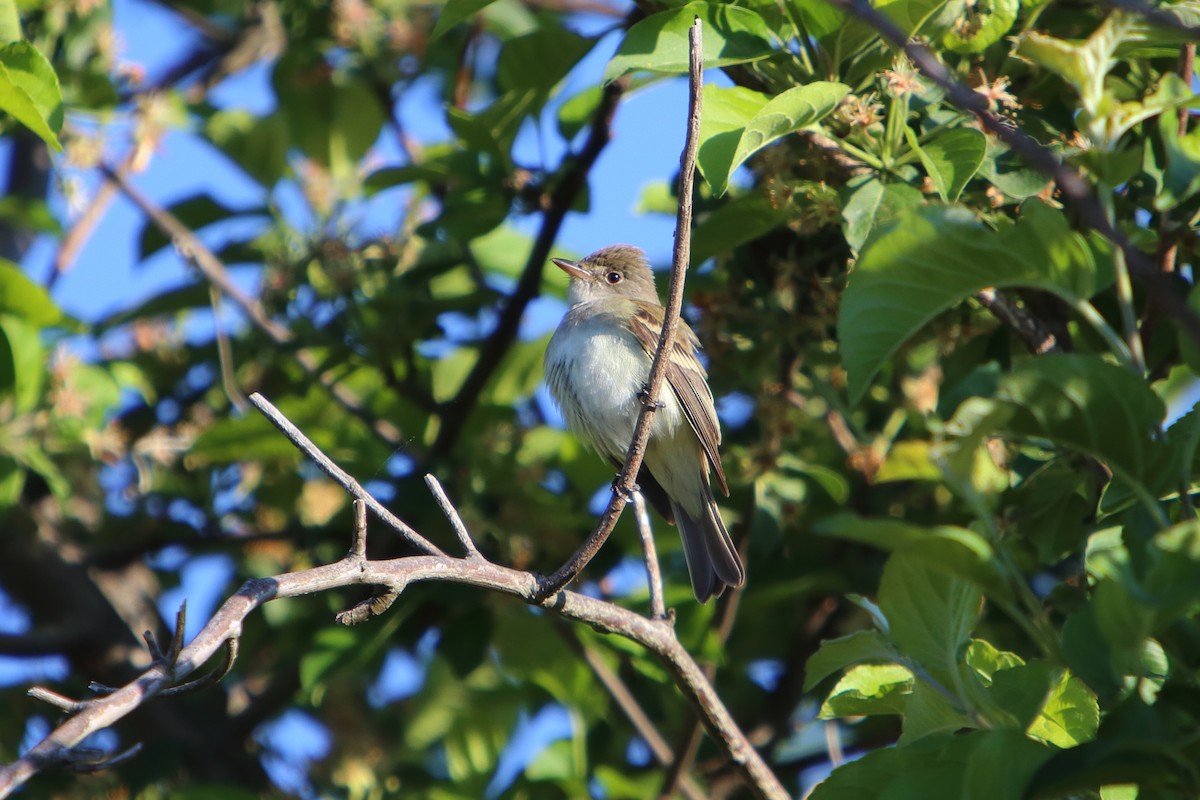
[544,244,744,602]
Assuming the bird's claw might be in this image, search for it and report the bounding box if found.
[611,475,640,499]
[638,385,665,409]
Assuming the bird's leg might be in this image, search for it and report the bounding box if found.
[638,384,666,409]
[611,474,640,499]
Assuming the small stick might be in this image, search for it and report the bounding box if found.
[631,491,666,619]
[27,688,85,713]
[159,638,240,698]
[425,474,482,559]
[349,500,368,559]
[247,392,445,557]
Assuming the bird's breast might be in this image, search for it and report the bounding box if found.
[545,307,684,459]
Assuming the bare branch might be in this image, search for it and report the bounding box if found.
[538,18,706,599]
[0,553,785,799]
[350,499,368,559]
[425,474,482,558]
[975,289,1061,355]
[248,392,444,557]
[27,687,85,714]
[631,491,666,619]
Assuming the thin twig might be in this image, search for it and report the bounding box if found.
[556,624,708,800]
[350,500,368,559]
[248,392,445,556]
[62,743,144,774]
[660,521,751,799]
[425,474,482,559]
[826,0,1200,349]
[975,289,1061,355]
[631,491,666,619]
[100,164,405,446]
[537,17,705,600]
[167,602,187,663]
[27,688,85,713]
[159,637,239,698]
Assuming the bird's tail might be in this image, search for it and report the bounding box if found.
[672,480,744,603]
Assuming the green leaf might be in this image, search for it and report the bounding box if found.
[879,552,982,685]
[816,514,1012,602]
[138,194,268,260]
[1157,114,1200,211]
[603,1,775,82]
[0,315,42,414]
[697,81,849,196]
[899,679,972,743]
[431,0,499,41]
[942,0,1019,54]
[0,1,19,43]
[0,42,62,150]
[190,411,306,464]
[906,126,986,202]
[497,28,593,105]
[839,202,1096,403]
[819,662,914,718]
[961,730,1056,800]
[1027,669,1099,748]
[993,354,1167,493]
[274,52,385,179]
[0,260,62,326]
[841,178,925,254]
[204,110,289,187]
[805,629,901,691]
[691,194,787,263]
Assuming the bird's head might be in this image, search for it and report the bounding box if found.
[550,244,659,306]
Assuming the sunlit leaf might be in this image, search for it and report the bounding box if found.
[697,81,849,196]
[604,1,775,82]
[839,202,1097,403]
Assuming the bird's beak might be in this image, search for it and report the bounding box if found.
[550,257,589,281]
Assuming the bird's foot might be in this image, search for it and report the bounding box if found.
[611,475,640,500]
[638,384,666,409]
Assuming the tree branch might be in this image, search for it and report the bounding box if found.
[427,75,628,459]
[826,0,1200,349]
[537,17,705,599]
[101,164,406,446]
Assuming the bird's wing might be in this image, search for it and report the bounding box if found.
[628,302,729,496]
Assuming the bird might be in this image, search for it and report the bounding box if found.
[543,244,744,602]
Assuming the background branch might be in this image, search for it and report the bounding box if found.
[827,0,1200,349]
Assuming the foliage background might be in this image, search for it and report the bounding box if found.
[2,0,1200,798]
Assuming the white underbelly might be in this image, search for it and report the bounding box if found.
[545,319,684,461]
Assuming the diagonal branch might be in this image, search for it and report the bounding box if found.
[826,0,1200,349]
[101,164,406,446]
[537,17,705,599]
[428,77,628,459]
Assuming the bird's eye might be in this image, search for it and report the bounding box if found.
[605,271,622,284]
